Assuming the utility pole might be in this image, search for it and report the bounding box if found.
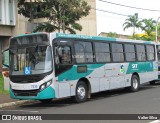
[30,0,34,32]
[156,16,160,43]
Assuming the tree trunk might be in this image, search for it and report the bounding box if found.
[30,0,34,32]
[133,26,135,36]
[59,5,65,33]
[62,21,65,33]
[57,19,61,32]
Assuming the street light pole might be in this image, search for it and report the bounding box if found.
[156,16,160,43]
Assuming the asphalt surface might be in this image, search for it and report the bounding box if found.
[1,82,160,123]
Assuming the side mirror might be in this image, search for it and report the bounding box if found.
[2,49,9,68]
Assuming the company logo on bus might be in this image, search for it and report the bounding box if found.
[120,64,125,73]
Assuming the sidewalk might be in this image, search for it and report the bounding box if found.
[0,94,34,108]
[0,93,17,104]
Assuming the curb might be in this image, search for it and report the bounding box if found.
[0,100,35,109]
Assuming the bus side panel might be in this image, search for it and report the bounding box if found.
[56,64,106,97]
[99,78,110,91]
[58,82,70,98]
[86,64,106,93]
[54,80,78,98]
[125,74,132,87]
[104,63,126,89]
[126,61,158,84]
[88,78,100,93]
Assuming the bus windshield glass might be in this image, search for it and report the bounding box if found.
[9,34,49,48]
[10,45,52,75]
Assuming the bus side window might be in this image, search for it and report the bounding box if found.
[55,47,61,64]
[55,46,71,64]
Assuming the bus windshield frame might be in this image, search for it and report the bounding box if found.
[9,34,53,80]
[10,45,53,76]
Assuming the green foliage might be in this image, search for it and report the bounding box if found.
[140,35,155,41]
[157,23,160,35]
[107,32,118,38]
[129,33,155,41]
[18,0,91,34]
[123,13,142,35]
[123,13,158,41]
[0,74,3,91]
[34,22,58,32]
[0,74,9,94]
[141,18,156,36]
[18,0,48,20]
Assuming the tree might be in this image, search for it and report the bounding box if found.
[106,32,118,38]
[18,0,47,21]
[18,0,91,34]
[141,18,156,36]
[123,13,142,36]
[156,23,160,38]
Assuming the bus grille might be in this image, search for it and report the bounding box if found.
[12,89,39,96]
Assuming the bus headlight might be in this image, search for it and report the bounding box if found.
[40,85,46,91]
[39,80,52,91]
[46,80,52,87]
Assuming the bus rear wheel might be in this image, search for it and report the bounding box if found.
[75,81,88,103]
[129,75,140,92]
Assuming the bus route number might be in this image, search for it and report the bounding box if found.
[132,64,138,69]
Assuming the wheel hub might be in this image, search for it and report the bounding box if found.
[133,79,138,89]
[77,86,86,99]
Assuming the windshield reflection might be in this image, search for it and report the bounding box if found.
[10,45,52,75]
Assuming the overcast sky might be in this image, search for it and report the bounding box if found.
[96,0,160,35]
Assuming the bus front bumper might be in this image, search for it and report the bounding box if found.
[10,86,55,100]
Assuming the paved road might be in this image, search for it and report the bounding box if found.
[1,82,160,123]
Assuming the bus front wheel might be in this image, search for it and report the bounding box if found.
[75,81,88,103]
[129,75,140,92]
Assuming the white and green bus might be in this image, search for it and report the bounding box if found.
[2,32,158,103]
[149,44,160,84]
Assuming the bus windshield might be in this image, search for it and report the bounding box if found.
[10,45,52,75]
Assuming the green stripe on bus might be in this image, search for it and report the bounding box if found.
[56,33,117,42]
[58,64,105,81]
[126,62,153,74]
[10,87,55,100]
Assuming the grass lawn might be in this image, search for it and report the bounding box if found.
[0,74,9,94]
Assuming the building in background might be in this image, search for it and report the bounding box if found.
[98,32,130,39]
[76,0,97,36]
[0,0,36,72]
[0,0,16,72]
[28,0,97,36]
[0,0,97,72]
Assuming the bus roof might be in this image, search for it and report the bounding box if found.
[55,33,155,44]
[13,32,155,44]
[14,32,48,38]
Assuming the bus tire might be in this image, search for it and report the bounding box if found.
[75,81,88,103]
[39,99,52,104]
[129,75,140,92]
